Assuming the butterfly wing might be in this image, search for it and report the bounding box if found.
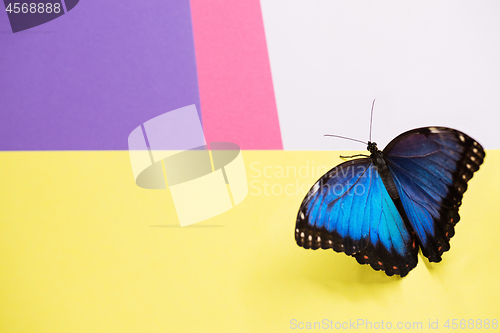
[383,127,485,262]
[296,158,418,277]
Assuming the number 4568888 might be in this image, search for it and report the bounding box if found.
[6,3,61,14]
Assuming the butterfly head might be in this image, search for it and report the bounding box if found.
[367,141,380,154]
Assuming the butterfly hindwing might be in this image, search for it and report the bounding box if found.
[296,158,418,276]
[383,127,485,262]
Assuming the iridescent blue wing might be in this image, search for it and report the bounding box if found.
[383,127,485,262]
[295,158,418,277]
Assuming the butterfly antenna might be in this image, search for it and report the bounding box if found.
[324,134,368,145]
[369,99,376,142]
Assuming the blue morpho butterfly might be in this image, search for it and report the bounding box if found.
[295,102,485,277]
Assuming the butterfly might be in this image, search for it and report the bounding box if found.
[295,126,485,277]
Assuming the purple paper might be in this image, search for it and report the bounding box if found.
[142,105,206,152]
[0,0,200,150]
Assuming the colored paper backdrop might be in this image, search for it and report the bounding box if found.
[1,1,499,332]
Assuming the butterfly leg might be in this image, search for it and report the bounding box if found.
[340,154,370,160]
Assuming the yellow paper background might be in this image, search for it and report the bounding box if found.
[1,150,499,332]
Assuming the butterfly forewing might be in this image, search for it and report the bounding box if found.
[296,158,418,276]
[383,127,485,262]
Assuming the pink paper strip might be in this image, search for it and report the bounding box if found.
[190,0,283,149]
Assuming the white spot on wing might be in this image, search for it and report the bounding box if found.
[459,134,465,142]
[300,212,305,220]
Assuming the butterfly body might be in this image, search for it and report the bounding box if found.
[368,143,400,200]
[295,127,485,277]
